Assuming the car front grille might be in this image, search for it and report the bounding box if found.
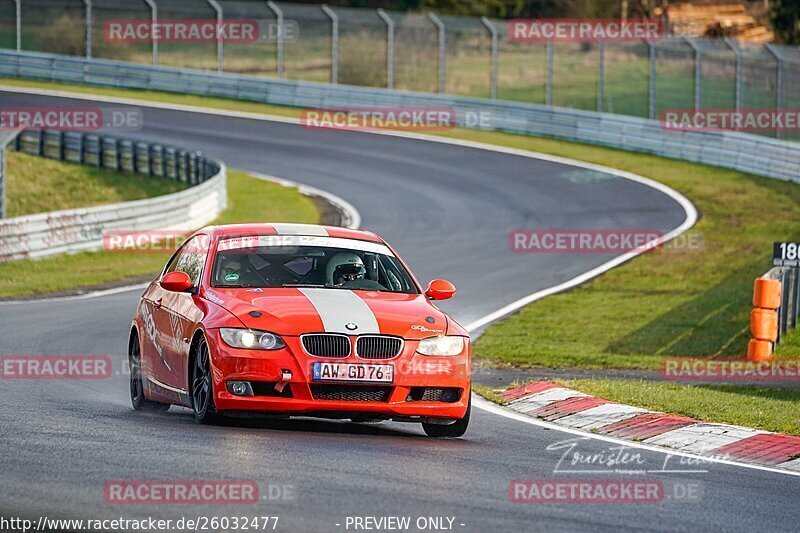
[302,334,351,358]
[356,335,403,359]
[310,384,392,402]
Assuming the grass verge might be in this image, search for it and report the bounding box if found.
[554,379,800,437]
[0,170,318,298]
[7,151,187,217]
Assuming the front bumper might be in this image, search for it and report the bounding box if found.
[207,330,471,421]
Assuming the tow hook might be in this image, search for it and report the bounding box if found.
[274,369,292,393]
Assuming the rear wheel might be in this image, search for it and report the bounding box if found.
[192,335,221,425]
[422,393,470,438]
[129,333,170,412]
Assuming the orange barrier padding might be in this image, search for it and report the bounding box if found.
[753,277,782,309]
[747,339,772,362]
[750,308,779,341]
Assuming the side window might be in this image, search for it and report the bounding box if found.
[164,235,209,285]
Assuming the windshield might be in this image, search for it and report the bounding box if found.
[211,236,419,294]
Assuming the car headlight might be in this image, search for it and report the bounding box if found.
[220,328,285,350]
[416,335,465,356]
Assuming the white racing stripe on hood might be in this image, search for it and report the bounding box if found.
[298,288,380,334]
[272,223,328,236]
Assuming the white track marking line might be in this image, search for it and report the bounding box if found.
[0,282,150,305]
[472,394,800,478]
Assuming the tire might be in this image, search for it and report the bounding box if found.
[422,393,470,438]
[129,333,170,412]
[191,335,222,425]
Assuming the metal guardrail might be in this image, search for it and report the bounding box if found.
[12,130,213,185]
[1,50,797,186]
[0,127,226,262]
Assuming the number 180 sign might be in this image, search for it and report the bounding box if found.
[774,242,800,267]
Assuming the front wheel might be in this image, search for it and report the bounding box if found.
[129,333,170,412]
[191,335,221,425]
[422,393,470,438]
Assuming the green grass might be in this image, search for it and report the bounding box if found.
[554,378,800,437]
[7,152,187,217]
[0,170,318,298]
[5,77,800,372]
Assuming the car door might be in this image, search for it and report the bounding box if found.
[159,234,209,394]
[139,248,184,401]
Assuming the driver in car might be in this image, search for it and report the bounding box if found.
[326,252,367,286]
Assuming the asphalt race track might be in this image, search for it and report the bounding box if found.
[1,91,799,532]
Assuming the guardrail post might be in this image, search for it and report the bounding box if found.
[143,0,158,64]
[376,9,394,90]
[321,5,338,85]
[82,0,92,59]
[267,1,284,79]
[545,41,553,106]
[428,13,446,94]
[647,39,656,119]
[207,0,223,72]
[724,37,742,113]
[765,44,784,140]
[13,0,21,52]
[597,41,605,112]
[480,16,498,100]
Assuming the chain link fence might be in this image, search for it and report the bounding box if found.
[4,1,800,139]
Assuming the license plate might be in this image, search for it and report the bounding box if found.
[312,362,394,383]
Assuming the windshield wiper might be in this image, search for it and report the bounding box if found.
[282,283,329,288]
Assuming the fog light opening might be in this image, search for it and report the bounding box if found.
[227,381,254,396]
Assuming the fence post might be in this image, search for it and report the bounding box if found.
[321,4,338,85]
[82,0,92,59]
[724,37,742,113]
[14,0,21,52]
[545,41,553,106]
[794,267,800,329]
[143,0,158,64]
[428,13,445,94]
[0,134,8,219]
[206,0,223,72]
[597,41,605,112]
[647,38,656,119]
[376,9,394,90]
[480,16,498,100]
[765,44,784,140]
[267,1,284,79]
[684,37,702,112]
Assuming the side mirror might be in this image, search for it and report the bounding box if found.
[160,271,193,293]
[425,279,456,301]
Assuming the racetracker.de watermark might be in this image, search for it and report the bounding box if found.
[300,108,493,132]
[0,356,111,379]
[508,18,664,42]
[0,107,143,131]
[103,230,195,254]
[510,229,664,254]
[661,358,800,381]
[104,19,299,43]
[661,109,800,133]
[104,480,263,505]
